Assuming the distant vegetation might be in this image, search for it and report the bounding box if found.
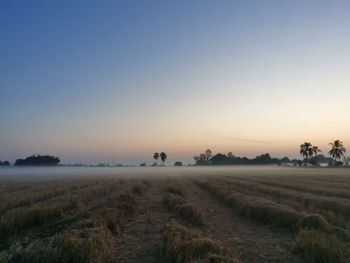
[193,140,348,167]
[14,155,60,166]
[0,161,10,166]
[174,161,183,166]
[194,149,290,166]
[152,152,168,166]
[300,140,347,166]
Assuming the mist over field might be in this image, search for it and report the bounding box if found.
[0,166,346,181]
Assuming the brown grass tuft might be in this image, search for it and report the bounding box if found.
[160,222,240,263]
[176,203,204,225]
[297,214,333,233]
[132,185,145,195]
[196,180,302,230]
[298,214,350,242]
[13,227,114,263]
[294,229,350,263]
[166,186,185,197]
[163,193,204,225]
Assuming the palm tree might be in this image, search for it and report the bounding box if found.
[312,146,321,157]
[160,152,167,166]
[299,142,313,164]
[153,152,159,165]
[329,140,346,165]
[311,146,321,166]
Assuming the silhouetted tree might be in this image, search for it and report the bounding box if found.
[174,161,183,166]
[254,153,273,164]
[160,152,167,165]
[227,152,234,159]
[195,150,290,165]
[329,140,346,165]
[14,155,60,166]
[194,152,210,165]
[0,161,10,166]
[310,146,321,165]
[299,142,313,163]
[312,146,321,157]
[210,153,229,165]
[205,149,212,161]
[153,152,159,165]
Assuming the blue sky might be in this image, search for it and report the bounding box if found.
[1,1,350,164]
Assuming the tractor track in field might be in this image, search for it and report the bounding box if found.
[183,179,302,263]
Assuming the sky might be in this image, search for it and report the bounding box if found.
[1,0,350,165]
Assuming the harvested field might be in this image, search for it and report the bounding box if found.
[0,166,350,262]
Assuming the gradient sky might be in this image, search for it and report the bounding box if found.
[1,0,350,164]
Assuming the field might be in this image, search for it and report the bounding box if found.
[0,166,350,263]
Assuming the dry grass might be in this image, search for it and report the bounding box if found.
[197,176,350,263]
[237,177,350,200]
[298,214,350,242]
[221,178,350,226]
[160,222,241,263]
[132,184,146,195]
[196,180,303,230]
[0,200,77,237]
[2,191,138,263]
[2,170,350,263]
[166,186,185,197]
[0,182,121,237]
[163,193,204,225]
[0,181,97,215]
[9,226,114,263]
[294,230,350,263]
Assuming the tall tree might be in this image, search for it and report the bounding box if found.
[329,140,346,164]
[312,146,321,157]
[153,152,159,165]
[160,152,167,165]
[205,149,212,161]
[299,142,313,163]
[310,145,321,166]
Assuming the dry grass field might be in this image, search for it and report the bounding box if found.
[0,167,350,263]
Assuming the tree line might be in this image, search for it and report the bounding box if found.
[193,140,348,166]
[193,149,291,166]
[0,160,10,166]
[0,155,61,166]
[300,140,347,166]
